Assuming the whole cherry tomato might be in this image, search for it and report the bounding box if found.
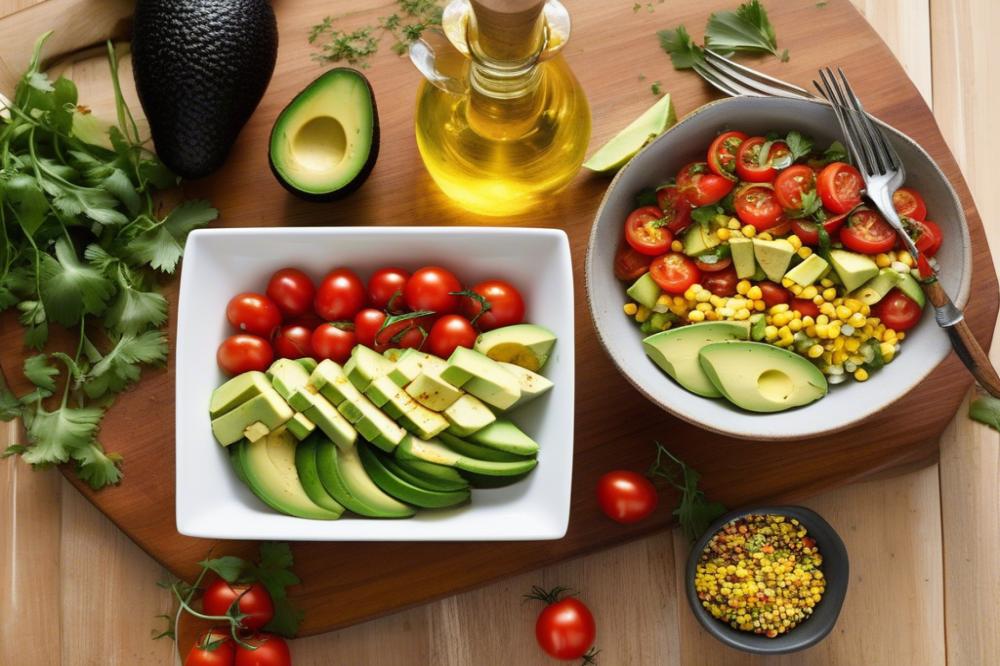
[404,266,463,314]
[354,308,387,349]
[529,589,597,662]
[184,629,235,666]
[596,470,659,524]
[266,268,315,318]
[217,335,274,375]
[315,268,366,321]
[461,280,525,331]
[201,580,275,632]
[368,267,410,313]
[311,323,356,363]
[226,293,282,338]
[273,324,313,359]
[427,315,477,358]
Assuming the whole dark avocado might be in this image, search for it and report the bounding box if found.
[131,0,278,179]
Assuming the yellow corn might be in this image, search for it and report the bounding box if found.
[832,337,845,351]
[778,325,793,340]
[797,246,813,259]
[854,368,870,382]
[844,337,861,352]
[812,295,824,305]
[815,324,829,338]
[742,225,757,238]
[735,308,751,321]
[737,280,752,295]
[801,315,815,327]
[848,313,867,328]
[897,331,906,341]
[835,305,852,321]
[635,306,650,322]
[789,319,803,332]
[671,240,684,252]
[696,290,712,303]
[832,350,848,365]
[875,253,893,268]
[728,218,742,230]
[880,342,896,361]
[807,344,824,358]
[757,232,773,241]
[820,278,835,288]
[844,298,863,313]
[897,251,915,267]
[696,302,712,313]
[746,285,763,300]
[800,285,819,300]
[790,284,804,296]
[819,303,837,317]
[781,277,795,288]
[656,295,672,308]
[716,228,731,241]
[765,325,779,340]
[785,234,801,250]
[624,303,638,315]
[754,300,767,312]
[705,310,720,321]
[822,287,837,301]
[688,309,706,322]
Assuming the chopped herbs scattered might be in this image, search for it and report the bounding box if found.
[648,441,726,542]
[310,0,443,68]
[651,81,663,96]
[659,0,786,70]
[969,394,1000,432]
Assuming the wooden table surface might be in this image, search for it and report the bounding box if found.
[2,0,998,664]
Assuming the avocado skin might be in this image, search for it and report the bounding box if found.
[268,68,381,202]
[132,0,278,179]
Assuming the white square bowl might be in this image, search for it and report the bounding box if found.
[176,227,575,541]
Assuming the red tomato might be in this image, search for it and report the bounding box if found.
[695,256,732,273]
[841,209,896,254]
[314,268,366,321]
[184,630,235,666]
[650,253,700,294]
[702,267,738,296]
[596,470,658,524]
[234,634,290,666]
[875,289,923,331]
[774,165,816,211]
[614,241,651,281]
[353,309,386,348]
[759,281,791,307]
[791,212,848,246]
[426,315,477,358]
[461,280,525,331]
[735,137,790,182]
[655,186,694,233]
[893,186,927,221]
[311,323,356,363]
[733,185,784,229]
[375,315,433,352]
[217,335,274,375]
[265,268,315,318]
[625,206,673,256]
[202,580,275,632]
[676,162,734,206]
[273,324,313,359]
[816,162,863,214]
[791,298,820,318]
[707,130,748,180]
[534,595,597,661]
[368,267,410,313]
[912,219,943,257]
[404,266,463,314]
[226,293,282,338]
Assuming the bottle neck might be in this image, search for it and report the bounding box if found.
[467,0,546,98]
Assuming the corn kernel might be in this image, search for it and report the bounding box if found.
[683,288,696,301]
[820,278,834,288]
[765,325,779,340]
[854,368,870,382]
[897,251,915,267]
[671,240,684,252]
[832,337,845,351]
[735,308,751,321]
[656,295,671,308]
[816,314,830,326]
[880,342,896,360]
[696,290,712,303]
[757,232,773,241]
[810,295,823,305]
[807,344,824,358]
[737,280,752,295]
[790,284,803,296]
[833,350,848,365]
[710,295,725,307]
[742,225,757,238]
[697,302,713,313]
[848,313,866,328]
[786,234,802,250]
[844,337,861,352]
[835,305,852,321]
[801,316,815,327]
[718,307,735,318]
[778,325,793,340]
[800,286,818,300]
[819,303,836,317]
[770,303,790,314]
[821,287,837,301]
[716,228,732,241]
[624,303,638,315]
[746,285,763,300]
[843,298,862,313]
[705,311,720,321]
[728,218,742,230]
[781,277,795,288]
[635,306,650,322]
[884,329,897,342]
[815,324,829,338]
[875,253,893,268]
[754,300,767,312]
[688,309,706,322]
[797,246,813,259]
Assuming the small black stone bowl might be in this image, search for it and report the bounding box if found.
[685,505,849,655]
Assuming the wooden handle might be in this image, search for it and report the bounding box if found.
[469,0,546,62]
[923,280,1000,398]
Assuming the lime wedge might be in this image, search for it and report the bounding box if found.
[583,93,677,174]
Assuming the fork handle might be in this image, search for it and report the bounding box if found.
[922,280,1000,398]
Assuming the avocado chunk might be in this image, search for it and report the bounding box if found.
[443,394,497,437]
[345,345,394,391]
[391,455,469,491]
[784,253,830,287]
[895,273,927,308]
[365,375,419,418]
[398,403,450,441]
[359,443,470,509]
[474,324,557,372]
[438,431,532,463]
[296,357,318,373]
[753,238,796,282]
[244,421,271,443]
[626,272,662,309]
[729,236,756,279]
[441,347,522,410]
[828,249,879,292]
[236,431,342,520]
[388,349,448,386]
[337,389,407,452]
[467,418,539,456]
[314,436,414,518]
[285,412,317,441]
[383,348,405,363]
[642,321,751,397]
[583,93,676,173]
[294,435,346,517]
[698,341,828,413]
[311,360,363,406]
[405,368,463,411]
[211,387,293,446]
[682,224,722,257]
[750,313,767,341]
[397,436,538,477]
[853,268,901,305]
[210,371,271,418]
[268,358,312,400]
[498,362,554,408]
[296,390,358,450]
[269,68,379,201]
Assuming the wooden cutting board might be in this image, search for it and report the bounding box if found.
[0,0,996,636]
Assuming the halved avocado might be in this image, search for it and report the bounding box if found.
[269,68,379,201]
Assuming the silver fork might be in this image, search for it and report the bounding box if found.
[694,50,817,100]
[814,67,1000,398]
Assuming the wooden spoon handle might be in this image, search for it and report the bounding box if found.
[923,280,1000,398]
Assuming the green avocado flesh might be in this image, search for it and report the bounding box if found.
[269,68,379,201]
[643,321,750,398]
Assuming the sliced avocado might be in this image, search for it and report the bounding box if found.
[699,341,828,413]
[441,347,522,410]
[895,273,927,308]
[753,238,796,282]
[313,437,414,518]
[346,344,394,391]
[294,435,346,517]
[291,389,357,450]
[460,470,532,489]
[729,236,756,279]
[210,371,271,418]
[296,357,318,373]
[405,367,463,411]
[467,417,539,456]
[474,324,557,372]
[391,455,470,491]
[642,321,751,397]
[366,374,418,418]
[398,402,450,440]
[378,454,466,493]
[237,432,342,520]
[853,268,901,305]
[583,93,676,173]
[388,349,448,386]
[439,431,533,463]
[311,360,363,406]
[784,253,829,287]
[337,389,407,451]
[211,387,293,446]
[268,358,312,400]
[383,348,405,363]
[359,443,470,509]
[682,224,722,257]
[444,394,497,437]
[498,362,553,408]
[269,68,379,201]
[750,313,767,341]
[230,444,249,485]
[285,412,317,441]
[829,249,879,292]
[626,272,662,310]
[397,436,538,477]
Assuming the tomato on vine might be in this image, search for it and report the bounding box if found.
[184,629,235,666]
[201,580,275,632]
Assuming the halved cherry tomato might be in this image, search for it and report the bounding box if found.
[655,186,693,233]
[184,629,235,666]
[695,256,733,273]
[596,470,658,524]
[405,266,463,314]
[217,334,274,375]
[368,267,410,313]
[791,298,820,318]
[625,206,673,256]
[649,252,700,294]
[426,315,477,358]
[702,267,738,296]
[614,241,651,281]
[893,186,927,221]
[816,162,863,214]
[733,184,784,230]
[841,208,896,254]
[875,289,923,331]
[226,293,282,338]
[461,280,525,331]
[315,268,366,321]
[202,580,274,632]
[735,137,790,182]
[676,162,734,206]
[911,219,943,257]
[791,212,848,246]
[266,268,315,318]
[274,324,313,359]
[774,165,816,211]
[759,281,791,307]
[707,130,748,180]
[311,323,356,363]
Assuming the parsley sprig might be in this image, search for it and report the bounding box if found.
[0,33,217,488]
[648,441,726,542]
[658,0,787,70]
[309,0,443,68]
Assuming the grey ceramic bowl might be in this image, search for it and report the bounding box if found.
[585,96,971,440]
[685,505,849,655]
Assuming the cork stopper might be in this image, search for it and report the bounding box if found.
[469,0,546,63]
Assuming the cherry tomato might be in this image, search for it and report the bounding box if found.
[461,280,525,331]
[816,162,863,214]
[265,268,315,318]
[614,242,650,281]
[315,268,366,321]
[217,335,274,375]
[625,206,673,256]
[874,289,923,331]
[234,633,291,666]
[202,580,275,632]
[791,298,820,318]
[273,324,313,359]
[426,315,477,358]
[735,136,790,182]
[695,256,732,273]
[534,594,597,661]
[702,267,738,296]
[733,185,784,230]
[893,186,927,221]
[184,629,235,666]
[774,165,816,211]
[596,470,658,524]
[354,308,387,348]
[311,323,356,363]
[405,266,463,314]
[676,162,734,206]
[758,281,791,307]
[375,315,434,352]
[841,208,896,254]
[368,267,410,313]
[655,186,694,233]
[707,130,748,180]
[791,212,848,246]
[226,293,282,338]
[649,252,700,294]
[911,219,943,257]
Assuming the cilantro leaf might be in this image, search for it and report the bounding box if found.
[23,353,58,395]
[200,555,249,583]
[822,140,849,163]
[82,330,167,399]
[969,395,1000,432]
[17,300,49,349]
[691,205,722,227]
[100,168,141,217]
[658,25,705,70]
[248,542,303,637]
[1,174,49,236]
[0,376,20,421]
[790,189,822,219]
[103,282,168,335]
[785,131,813,161]
[73,441,123,488]
[128,200,218,273]
[38,238,114,326]
[705,0,780,58]
[21,404,104,466]
[648,442,726,543]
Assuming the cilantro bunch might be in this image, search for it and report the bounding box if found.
[658,0,787,71]
[0,33,217,488]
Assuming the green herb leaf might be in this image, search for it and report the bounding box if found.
[38,238,114,326]
[705,0,780,57]
[785,131,813,161]
[691,205,722,227]
[248,542,303,637]
[21,404,104,466]
[790,189,822,219]
[969,394,1000,432]
[200,555,249,583]
[23,353,58,396]
[635,187,659,207]
[0,376,21,421]
[648,441,726,542]
[1,174,50,236]
[73,441,123,489]
[822,140,849,163]
[127,200,217,273]
[81,330,167,399]
[658,25,705,70]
